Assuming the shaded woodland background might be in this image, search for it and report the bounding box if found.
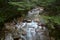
[0,0,60,40]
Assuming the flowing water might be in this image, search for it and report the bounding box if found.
[4,7,50,40]
[19,7,50,40]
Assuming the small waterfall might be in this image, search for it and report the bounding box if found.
[24,7,50,40]
[4,7,50,40]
